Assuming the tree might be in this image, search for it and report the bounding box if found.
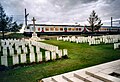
[0,3,13,39]
[87,10,103,32]
[0,3,22,39]
[10,22,23,32]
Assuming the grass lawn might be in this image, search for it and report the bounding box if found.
[0,39,120,82]
[0,33,27,39]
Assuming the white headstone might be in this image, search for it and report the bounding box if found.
[37,52,42,62]
[51,51,56,60]
[6,41,9,45]
[29,46,34,53]
[15,45,19,50]
[57,37,59,40]
[0,46,1,52]
[30,53,35,62]
[12,55,19,65]
[1,41,5,46]
[23,47,28,54]
[114,44,117,49]
[63,49,68,56]
[9,48,14,56]
[21,44,25,49]
[3,47,8,56]
[36,46,40,53]
[45,51,50,61]
[20,54,26,63]
[16,48,21,54]
[1,56,8,66]
[55,46,58,53]
[57,50,62,58]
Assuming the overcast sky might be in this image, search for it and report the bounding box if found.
[0,0,120,26]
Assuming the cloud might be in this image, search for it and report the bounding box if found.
[0,0,120,26]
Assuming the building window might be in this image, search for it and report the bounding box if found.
[60,28,63,31]
[71,28,75,31]
[64,28,67,30]
[38,28,40,31]
[27,26,29,29]
[68,28,71,31]
[50,27,54,31]
[55,27,59,31]
[76,28,78,31]
[45,27,49,31]
[79,28,81,31]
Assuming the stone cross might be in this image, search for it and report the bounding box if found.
[32,17,36,33]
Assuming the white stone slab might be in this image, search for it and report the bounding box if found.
[5,41,9,46]
[45,51,50,61]
[63,72,83,81]
[87,71,120,82]
[1,56,8,66]
[20,54,26,63]
[23,47,28,54]
[41,59,120,82]
[42,77,53,82]
[36,46,40,53]
[0,46,1,51]
[57,50,62,58]
[63,75,84,82]
[51,51,56,60]
[12,55,19,65]
[37,52,42,62]
[21,44,25,49]
[114,69,120,74]
[9,48,14,56]
[52,75,68,82]
[30,53,35,62]
[55,46,59,53]
[3,47,7,56]
[63,49,68,56]
[15,45,19,50]
[16,48,21,54]
[29,46,34,53]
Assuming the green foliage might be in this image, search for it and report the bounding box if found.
[0,40,120,82]
[10,22,23,32]
[87,10,103,32]
[0,3,22,39]
[0,4,12,31]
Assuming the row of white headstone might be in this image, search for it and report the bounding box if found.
[57,35,120,45]
[114,43,120,49]
[89,35,120,45]
[29,40,59,52]
[0,39,68,66]
[57,36,90,43]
